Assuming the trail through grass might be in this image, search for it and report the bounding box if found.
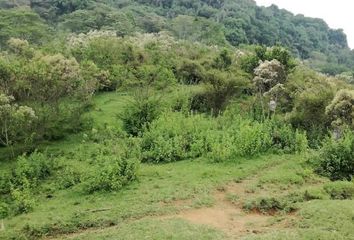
[1,91,353,240]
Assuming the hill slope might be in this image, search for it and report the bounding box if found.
[0,0,354,73]
[0,1,354,239]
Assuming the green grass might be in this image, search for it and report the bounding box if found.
[87,85,203,129]
[243,200,354,240]
[4,153,353,240]
[2,155,285,239]
[57,218,225,240]
[1,91,354,240]
[258,160,316,186]
[88,91,131,128]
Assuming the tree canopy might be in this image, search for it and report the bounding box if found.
[0,0,353,73]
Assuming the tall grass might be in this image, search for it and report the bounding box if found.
[141,111,308,163]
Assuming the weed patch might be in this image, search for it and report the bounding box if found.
[323,181,354,200]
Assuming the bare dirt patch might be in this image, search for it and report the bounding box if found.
[162,179,277,238]
[175,203,271,237]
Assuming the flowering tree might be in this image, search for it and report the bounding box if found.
[0,94,36,152]
[253,59,286,118]
[326,89,354,138]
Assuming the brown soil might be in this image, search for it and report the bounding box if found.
[161,179,276,238]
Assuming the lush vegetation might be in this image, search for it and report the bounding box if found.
[0,1,354,239]
[1,0,354,76]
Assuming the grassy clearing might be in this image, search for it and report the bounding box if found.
[3,152,353,240]
[2,154,284,239]
[57,218,225,240]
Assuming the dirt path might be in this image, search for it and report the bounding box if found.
[54,182,274,240]
[167,185,273,238]
[49,160,295,240]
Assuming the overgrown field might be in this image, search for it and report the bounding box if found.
[0,28,354,240]
[1,91,353,240]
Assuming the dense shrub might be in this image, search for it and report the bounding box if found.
[287,84,334,148]
[190,70,250,114]
[35,102,93,141]
[0,201,9,219]
[241,46,296,74]
[229,120,273,157]
[11,152,54,188]
[208,117,308,162]
[0,93,37,148]
[0,152,54,216]
[120,93,161,136]
[2,152,56,215]
[57,167,81,190]
[303,187,328,200]
[287,85,333,130]
[72,135,142,165]
[74,137,141,193]
[10,179,35,215]
[243,197,286,213]
[175,60,206,84]
[83,125,125,143]
[135,65,177,89]
[72,37,142,69]
[242,189,322,214]
[71,35,180,90]
[0,138,141,217]
[271,121,309,153]
[0,173,11,195]
[325,89,354,128]
[0,44,96,146]
[0,8,51,46]
[141,112,215,163]
[324,181,354,200]
[83,156,139,194]
[142,111,308,163]
[314,131,354,181]
[167,87,194,113]
[206,130,235,163]
[305,125,329,149]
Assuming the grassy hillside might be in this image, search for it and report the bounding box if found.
[1,91,353,239]
[0,4,354,239]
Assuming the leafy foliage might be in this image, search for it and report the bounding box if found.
[120,91,161,136]
[326,89,354,128]
[0,8,50,46]
[141,111,308,163]
[191,69,250,114]
[0,94,36,147]
[56,167,81,190]
[324,181,354,200]
[10,179,35,215]
[0,39,97,143]
[241,46,296,74]
[286,69,336,147]
[141,112,214,163]
[10,151,54,188]
[1,0,353,72]
[83,156,139,194]
[1,1,354,239]
[314,131,354,181]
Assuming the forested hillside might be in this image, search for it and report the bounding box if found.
[0,1,354,240]
[0,0,354,74]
